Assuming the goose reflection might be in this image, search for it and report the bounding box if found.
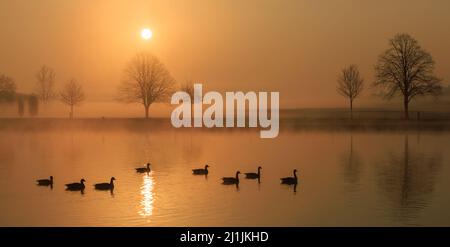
[139,174,155,218]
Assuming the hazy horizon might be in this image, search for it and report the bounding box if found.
[1,0,450,118]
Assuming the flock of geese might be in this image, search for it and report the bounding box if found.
[193,165,298,187]
[36,163,299,192]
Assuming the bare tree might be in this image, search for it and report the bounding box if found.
[337,65,364,119]
[0,74,16,103]
[60,79,85,119]
[118,52,175,118]
[35,65,56,104]
[374,33,442,119]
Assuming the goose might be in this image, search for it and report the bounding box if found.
[65,179,86,191]
[36,176,53,186]
[136,163,151,173]
[192,164,209,175]
[281,169,298,185]
[222,171,241,184]
[245,166,262,179]
[94,177,116,190]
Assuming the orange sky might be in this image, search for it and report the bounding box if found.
[1,0,449,117]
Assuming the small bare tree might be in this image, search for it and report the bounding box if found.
[118,53,175,118]
[337,65,364,119]
[374,33,442,119]
[35,65,56,104]
[60,79,85,119]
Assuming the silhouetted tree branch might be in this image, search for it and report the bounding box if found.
[374,34,442,119]
[118,52,175,118]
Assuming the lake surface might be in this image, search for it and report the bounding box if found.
[1,125,450,226]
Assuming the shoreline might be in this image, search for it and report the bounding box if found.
[1,117,450,132]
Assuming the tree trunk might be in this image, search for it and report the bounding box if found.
[144,105,150,119]
[403,96,409,120]
[350,99,353,120]
[70,104,73,119]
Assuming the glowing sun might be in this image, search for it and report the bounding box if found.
[141,28,152,40]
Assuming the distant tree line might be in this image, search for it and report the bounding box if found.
[337,33,443,120]
[0,33,445,120]
[0,65,85,118]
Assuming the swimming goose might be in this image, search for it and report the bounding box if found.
[222,171,241,184]
[136,163,151,173]
[36,176,53,186]
[192,164,209,175]
[65,179,86,191]
[94,177,116,190]
[281,169,298,185]
[245,166,262,179]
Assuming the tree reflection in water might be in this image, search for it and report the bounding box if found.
[340,135,363,192]
[376,134,442,225]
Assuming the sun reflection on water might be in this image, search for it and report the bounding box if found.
[139,174,154,219]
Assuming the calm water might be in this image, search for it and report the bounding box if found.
[1,126,450,226]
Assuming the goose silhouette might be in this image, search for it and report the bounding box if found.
[36,176,53,186]
[245,166,262,179]
[280,169,298,185]
[192,164,209,175]
[222,171,241,185]
[65,179,86,191]
[94,177,116,190]
[136,163,151,173]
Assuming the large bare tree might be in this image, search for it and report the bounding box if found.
[60,79,85,119]
[118,53,175,118]
[337,65,364,119]
[35,65,56,104]
[374,33,442,119]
